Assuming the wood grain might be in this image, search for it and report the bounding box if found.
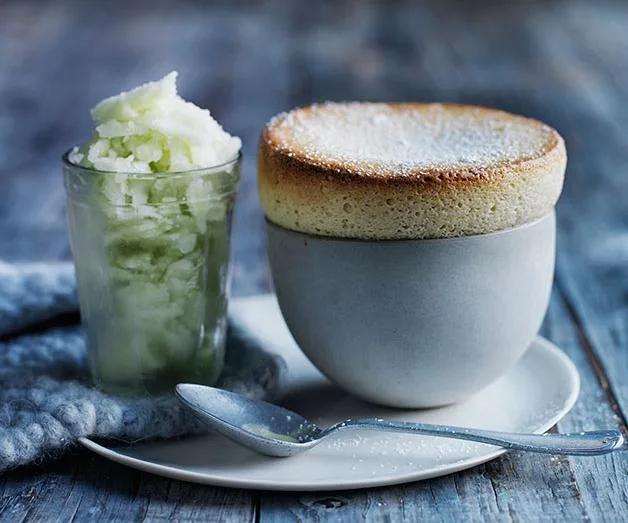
[0,450,259,523]
[0,0,626,521]
[544,290,628,522]
[260,456,588,522]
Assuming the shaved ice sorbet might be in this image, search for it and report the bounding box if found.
[63,72,242,395]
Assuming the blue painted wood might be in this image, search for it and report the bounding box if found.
[0,449,258,522]
[260,456,588,522]
[0,0,626,521]
[543,290,628,522]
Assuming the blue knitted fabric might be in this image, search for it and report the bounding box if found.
[0,262,285,472]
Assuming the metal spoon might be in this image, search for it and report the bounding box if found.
[175,384,624,458]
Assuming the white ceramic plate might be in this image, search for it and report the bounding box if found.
[80,295,580,491]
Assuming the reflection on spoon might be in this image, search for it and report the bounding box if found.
[241,424,298,443]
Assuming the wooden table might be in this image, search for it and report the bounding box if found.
[0,0,626,520]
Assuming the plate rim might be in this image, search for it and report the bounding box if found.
[79,336,580,491]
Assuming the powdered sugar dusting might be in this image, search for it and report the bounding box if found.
[268,103,555,176]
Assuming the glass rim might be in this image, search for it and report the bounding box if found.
[62,148,242,179]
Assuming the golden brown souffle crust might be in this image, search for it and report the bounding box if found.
[258,102,566,239]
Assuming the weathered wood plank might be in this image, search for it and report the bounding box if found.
[0,449,145,523]
[543,290,628,523]
[0,447,259,523]
[259,449,589,523]
[136,479,257,522]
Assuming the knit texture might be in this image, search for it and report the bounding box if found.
[0,262,285,472]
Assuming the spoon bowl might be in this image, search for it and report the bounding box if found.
[176,384,624,458]
[176,384,321,456]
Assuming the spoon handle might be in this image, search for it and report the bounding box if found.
[331,419,624,456]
